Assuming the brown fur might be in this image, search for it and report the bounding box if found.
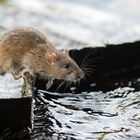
[0,27,84,81]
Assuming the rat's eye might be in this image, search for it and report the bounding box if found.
[63,63,70,69]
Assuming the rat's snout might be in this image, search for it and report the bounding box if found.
[76,69,84,80]
[66,69,84,81]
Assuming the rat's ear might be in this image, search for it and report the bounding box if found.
[46,52,58,65]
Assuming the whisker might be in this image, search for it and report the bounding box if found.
[83,71,94,75]
[70,81,73,90]
[82,67,95,77]
[81,57,100,68]
[82,67,95,73]
[56,80,66,92]
[64,81,71,93]
[81,64,96,70]
[80,49,97,67]
[83,67,95,71]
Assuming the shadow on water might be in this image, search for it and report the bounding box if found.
[31,41,140,140]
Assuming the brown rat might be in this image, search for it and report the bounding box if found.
[0,27,84,94]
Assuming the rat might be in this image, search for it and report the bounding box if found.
[0,27,84,95]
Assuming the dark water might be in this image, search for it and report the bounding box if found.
[30,86,140,140]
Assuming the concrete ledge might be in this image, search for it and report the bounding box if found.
[0,96,32,139]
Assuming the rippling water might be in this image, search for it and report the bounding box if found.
[30,87,140,140]
[0,0,140,140]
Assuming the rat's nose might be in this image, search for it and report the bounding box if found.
[76,70,84,80]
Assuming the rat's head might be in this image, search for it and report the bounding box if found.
[45,49,84,81]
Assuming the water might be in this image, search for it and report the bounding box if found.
[31,88,140,140]
[0,0,140,139]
